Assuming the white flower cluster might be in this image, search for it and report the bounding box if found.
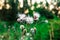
[17,12,40,24]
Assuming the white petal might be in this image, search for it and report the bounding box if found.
[17,18,20,22]
[25,16,34,24]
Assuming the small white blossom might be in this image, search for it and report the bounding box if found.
[20,25,25,29]
[30,37,33,40]
[21,37,24,40]
[17,18,20,22]
[30,28,34,31]
[30,28,35,33]
[33,12,40,20]
[45,20,48,23]
[26,33,30,36]
[25,16,34,24]
[17,13,26,22]
[30,27,36,34]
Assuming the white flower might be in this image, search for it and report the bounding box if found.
[30,28,34,31]
[18,13,26,18]
[30,27,36,34]
[30,28,34,33]
[45,20,48,23]
[25,16,34,24]
[34,27,36,30]
[33,12,40,20]
[30,37,33,40]
[49,4,54,10]
[20,14,26,20]
[17,18,20,22]
[21,36,25,40]
[26,33,30,36]
[17,13,26,22]
[21,37,24,40]
[20,25,24,29]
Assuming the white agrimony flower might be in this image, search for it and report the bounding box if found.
[25,16,34,24]
[33,12,40,20]
[18,13,26,20]
[17,13,26,22]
